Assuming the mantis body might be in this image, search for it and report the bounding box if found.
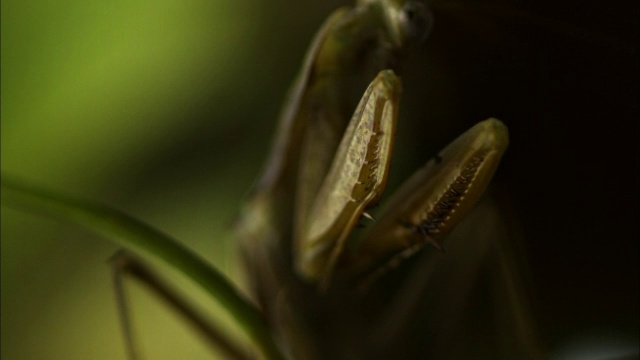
[234,1,538,359]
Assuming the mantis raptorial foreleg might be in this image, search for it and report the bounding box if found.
[338,118,510,282]
[295,70,402,282]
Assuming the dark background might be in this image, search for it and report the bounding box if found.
[400,0,639,355]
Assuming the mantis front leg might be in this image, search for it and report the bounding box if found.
[295,70,402,282]
[339,118,510,282]
[292,70,510,291]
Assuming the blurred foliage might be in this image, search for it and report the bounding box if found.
[2,0,638,359]
[1,1,296,358]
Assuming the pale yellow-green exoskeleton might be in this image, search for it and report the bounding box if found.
[296,70,402,284]
[234,1,543,359]
[234,0,432,301]
[339,118,510,283]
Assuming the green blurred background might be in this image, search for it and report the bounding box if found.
[2,0,638,359]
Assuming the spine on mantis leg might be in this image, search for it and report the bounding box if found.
[295,70,402,282]
[293,1,433,258]
[340,118,510,282]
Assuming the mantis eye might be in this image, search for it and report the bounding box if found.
[399,2,433,42]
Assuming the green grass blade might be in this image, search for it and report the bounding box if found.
[1,176,284,360]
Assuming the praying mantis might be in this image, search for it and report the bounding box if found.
[2,0,550,359]
[233,1,541,358]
